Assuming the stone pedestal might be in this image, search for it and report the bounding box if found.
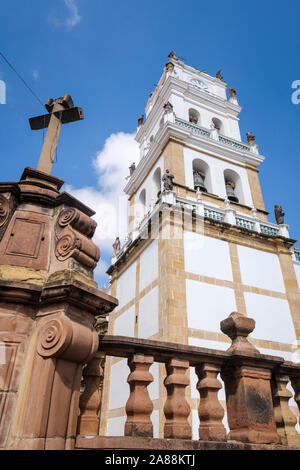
[220,312,281,444]
[0,168,118,450]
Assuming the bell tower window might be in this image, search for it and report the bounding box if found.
[192,159,210,193]
[189,108,200,125]
[224,169,244,204]
[152,167,162,200]
[212,117,223,133]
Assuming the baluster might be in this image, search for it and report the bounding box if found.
[291,376,300,433]
[125,354,154,437]
[196,363,226,441]
[163,358,191,439]
[272,374,300,446]
[77,351,105,435]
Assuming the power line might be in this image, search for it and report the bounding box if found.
[0,51,44,108]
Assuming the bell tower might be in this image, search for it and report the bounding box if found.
[101,52,300,438]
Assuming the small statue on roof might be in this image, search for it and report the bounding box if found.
[112,237,121,256]
[162,169,175,191]
[137,114,144,127]
[216,69,223,80]
[246,132,255,145]
[129,162,136,176]
[168,51,177,60]
[274,205,285,225]
[163,101,173,113]
[229,87,237,99]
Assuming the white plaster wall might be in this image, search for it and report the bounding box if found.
[294,263,300,290]
[107,410,160,437]
[117,261,136,310]
[134,154,164,221]
[188,337,229,351]
[184,146,253,205]
[138,286,159,339]
[186,280,236,332]
[107,416,127,436]
[184,231,233,282]
[109,359,130,410]
[148,361,159,401]
[139,239,158,293]
[244,292,296,344]
[238,245,285,293]
[114,306,135,337]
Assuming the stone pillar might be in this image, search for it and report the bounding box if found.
[220,312,281,444]
[77,351,105,436]
[125,354,154,437]
[291,377,300,431]
[163,358,191,439]
[196,362,226,441]
[11,281,104,450]
[272,373,300,447]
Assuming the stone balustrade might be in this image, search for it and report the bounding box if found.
[77,312,300,450]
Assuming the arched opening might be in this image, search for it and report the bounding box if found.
[192,159,211,193]
[224,169,244,204]
[137,188,146,223]
[189,108,200,125]
[152,167,161,201]
[212,117,223,133]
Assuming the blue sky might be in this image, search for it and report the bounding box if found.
[1,0,300,286]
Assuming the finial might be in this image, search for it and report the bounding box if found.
[220,312,260,355]
[216,69,223,80]
[168,51,177,60]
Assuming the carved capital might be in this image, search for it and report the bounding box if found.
[37,314,98,363]
[58,208,97,238]
[0,195,10,227]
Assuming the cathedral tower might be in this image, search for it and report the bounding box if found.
[101,53,300,438]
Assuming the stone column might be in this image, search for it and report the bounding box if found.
[10,280,116,450]
[163,358,191,439]
[196,362,226,441]
[77,351,105,436]
[125,354,154,437]
[220,312,281,444]
[272,373,300,447]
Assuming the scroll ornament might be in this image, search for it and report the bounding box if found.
[55,207,100,269]
[37,315,98,363]
[0,195,9,227]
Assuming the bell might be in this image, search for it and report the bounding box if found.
[225,181,239,203]
[193,170,207,192]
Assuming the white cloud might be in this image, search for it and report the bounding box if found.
[32,70,39,81]
[65,132,139,256]
[49,0,81,29]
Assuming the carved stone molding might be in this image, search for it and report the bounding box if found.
[0,195,9,228]
[55,208,100,270]
[37,314,98,363]
[58,208,97,238]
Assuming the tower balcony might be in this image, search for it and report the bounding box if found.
[175,117,251,153]
[110,193,295,268]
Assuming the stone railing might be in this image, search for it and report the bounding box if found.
[175,118,210,138]
[174,118,251,152]
[76,312,300,450]
[111,195,290,267]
